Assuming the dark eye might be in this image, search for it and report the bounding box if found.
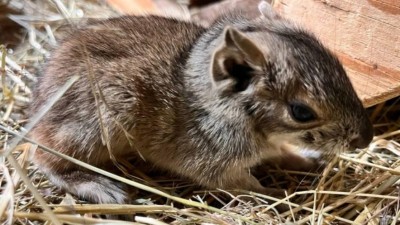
[289,102,316,123]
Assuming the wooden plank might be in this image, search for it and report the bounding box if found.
[106,0,158,15]
[106,0,190,19]
[273,0,400,107]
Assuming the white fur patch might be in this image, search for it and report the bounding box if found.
[297,148,321,159]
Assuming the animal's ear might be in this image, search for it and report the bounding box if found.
[258,0,280,20]
[211,26,266,93]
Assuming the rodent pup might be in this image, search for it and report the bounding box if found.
[29,1,373,204]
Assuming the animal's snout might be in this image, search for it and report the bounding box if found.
[349,120,374,149]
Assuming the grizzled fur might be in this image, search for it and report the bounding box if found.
[30,2,373,204]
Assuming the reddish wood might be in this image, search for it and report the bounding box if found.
[274,0,400,107]
[106,0,158,15]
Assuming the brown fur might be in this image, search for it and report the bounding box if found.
[29,2,373,204]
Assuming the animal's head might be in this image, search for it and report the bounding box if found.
[207,1,373,156]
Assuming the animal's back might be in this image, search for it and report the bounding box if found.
[30,16,205,174]
[33,15,204,98]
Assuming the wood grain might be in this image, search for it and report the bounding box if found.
[106,0,158,15]
[274,0,400,107]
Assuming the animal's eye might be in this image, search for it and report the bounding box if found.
[289,102,316,123]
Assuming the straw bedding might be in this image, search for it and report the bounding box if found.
[0,1,399,224]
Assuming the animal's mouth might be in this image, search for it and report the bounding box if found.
[281,143,321,159]
[267,133,342,161]
[297,147,322,159]
[283,140,342,162]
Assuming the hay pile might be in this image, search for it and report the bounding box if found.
[0,1,399,224]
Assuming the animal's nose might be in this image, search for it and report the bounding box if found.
[349,121,374,149]
[349,135,370,149]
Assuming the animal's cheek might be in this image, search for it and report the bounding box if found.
[287,130,322,152]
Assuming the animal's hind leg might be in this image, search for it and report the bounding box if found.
[31,124,133,204]
[46,169,129,204]
[45,167,138,220]
[34,146,131,204]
